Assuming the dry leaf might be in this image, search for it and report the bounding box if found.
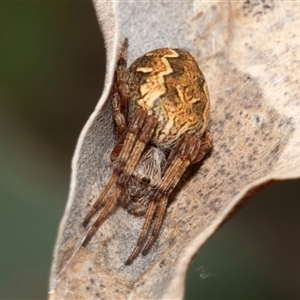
[49,1,300,299]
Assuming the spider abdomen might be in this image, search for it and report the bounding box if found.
[127,48,210,147]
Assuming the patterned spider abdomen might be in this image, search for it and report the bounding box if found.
[126,48,210,148]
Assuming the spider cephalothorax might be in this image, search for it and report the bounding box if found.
[82,38,212,265]
[121,147,165,216]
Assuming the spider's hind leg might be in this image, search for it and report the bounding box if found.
[112,38,129,138]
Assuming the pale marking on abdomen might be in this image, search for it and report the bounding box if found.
[136,49,179,110]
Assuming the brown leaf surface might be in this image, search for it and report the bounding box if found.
[49,1,300,299]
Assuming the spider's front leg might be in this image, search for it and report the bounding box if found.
[125,131,212,265]
[82,109,158,246]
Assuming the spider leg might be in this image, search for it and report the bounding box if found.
[82,109,147,228]
[141,135,202,255]
[125,134,195,264]
[125,132,212,264]
[143,133,212,254]
[192,131,212,164]
[125,200,157,265]
[82,110,158,246]
[141,195,168,256]
[112,38,129,138]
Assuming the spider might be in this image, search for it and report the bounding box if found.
[82,38,212,265]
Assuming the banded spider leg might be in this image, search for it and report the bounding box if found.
[82,109,158,246]
[125,131,212,265]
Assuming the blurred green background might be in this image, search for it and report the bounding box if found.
[1,2,300,299]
